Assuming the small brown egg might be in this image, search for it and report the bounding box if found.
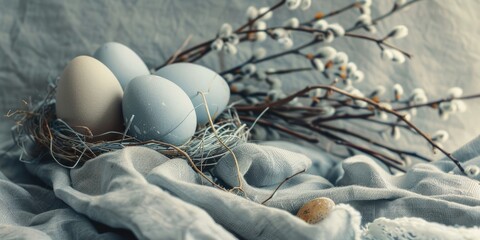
[296,197,335,224]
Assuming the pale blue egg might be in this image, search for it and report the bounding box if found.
[122,75,197,146]
[94,42,150,89]
[155,63,230,126]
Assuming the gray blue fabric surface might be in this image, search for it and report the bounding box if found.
[1,139,480,239]
[1,0,480,239]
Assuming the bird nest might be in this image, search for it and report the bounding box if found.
[9,84,249,169]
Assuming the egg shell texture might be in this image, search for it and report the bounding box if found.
[94,42,150,89]
[155,63,230,126]
[296,197,335,224]
[55,55,124,136]
[122,75,197,146]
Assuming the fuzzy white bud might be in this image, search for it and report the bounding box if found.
[255,32,268,42]
[241,64,257,75]
[246,6,258,19]
[439,101,457,113]
[399,111,411,121]
[211,38,224,51]
[388,25,409,39]
[253,48,267,59]
[351,88,368,107]
[465,165,480,178]
[316,46,337,59]
[284,17,300,28]
[379,102,392,110]
[356,14,372,26]
[319,105,336,117]
[377,111,388,120]
[371,85,386,97]
[432,130,449,143]
[395,0,407,6]
[267,77,282,89]
[452,100,467,113]
[393,83,404,96]
[286,0,302,10]
[227,34,240,45]
[328,23,345,37]
[224,73,234,82]
[272,28,288,39]
[324,31,335,43]
[346,62,357,74]
[253,22,268,41]
[361,6,371,16]
[381,49,394,60]
[301,0,312,10]
[411,88,428,104]
[266,68,276,74]
[447,87,463,98]
[412,88,426,96]
[278,37,294,49]
[223,42,238,55]
[333,52,349,65]
[351,70,365,82]
[312,58,325,72]
[258,7,273,20]
[219,23,233,38]
[350,88,364,98]
[392,126,401,140]
[254,21,267,30]
[355,100,368,108]
[366,25,377,34]
[391,49,406,64]
[230,82,245,93]
[313,20,329,31]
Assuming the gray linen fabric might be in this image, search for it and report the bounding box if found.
[1,138,480,239]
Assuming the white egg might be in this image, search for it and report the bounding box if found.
[155,63,230,126]
[56,56,124,137]
[122,75,197,146]
[94,42,150,89]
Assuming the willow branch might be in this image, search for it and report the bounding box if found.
[235,85,467,174]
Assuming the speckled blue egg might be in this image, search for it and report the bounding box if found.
[155,63,230,126]
[94,42,150,89]
[122,75,197,145]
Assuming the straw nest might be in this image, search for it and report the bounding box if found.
[9,84,249,169]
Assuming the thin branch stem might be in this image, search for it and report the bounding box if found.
[345,33,412,58]
[261,169,306,205]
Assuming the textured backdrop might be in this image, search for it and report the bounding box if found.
[1,0,479,152]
